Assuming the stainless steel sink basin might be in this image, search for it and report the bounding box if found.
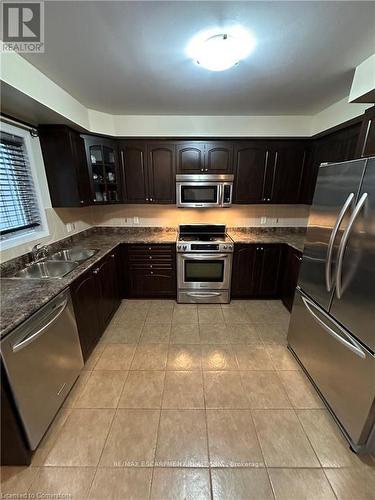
[50,248,98,263]
[12,261,79,279]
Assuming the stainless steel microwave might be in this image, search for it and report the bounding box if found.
[176,174,234,208]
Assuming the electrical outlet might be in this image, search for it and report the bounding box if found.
[133,216,139,225]
[260,217,267,225]
[66,223,72,233]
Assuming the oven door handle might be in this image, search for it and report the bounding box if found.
[181,254,228,260]
[187,292,222,298]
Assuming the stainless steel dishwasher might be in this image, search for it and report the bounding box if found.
[1,289,83,450]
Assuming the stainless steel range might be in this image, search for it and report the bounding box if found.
[176,224,234,303]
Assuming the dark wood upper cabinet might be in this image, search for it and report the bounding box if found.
[81,135,122,204]
[233,142,269,203]
[356,105,375,158]
[299,122,362,204]
[118,141,148,203]
[233,140,307,204]
[39,125,91,207]
[176,142,205,173]
[268,141,307,204]
[147,143,176,203]
[119,141,175,204]
[176,142,233,174]
[204,142,233,173]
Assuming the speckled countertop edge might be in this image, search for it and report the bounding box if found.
[0,226,305,338]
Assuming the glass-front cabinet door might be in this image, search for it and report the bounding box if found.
[82,135,122,204]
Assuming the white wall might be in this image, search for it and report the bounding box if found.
[3,51,371,138]
[349,54,375,103]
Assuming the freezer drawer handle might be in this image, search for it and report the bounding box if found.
[11,297,69,353]
[301,295,366,359]
[325,192,354,292]
[335,192,368,299]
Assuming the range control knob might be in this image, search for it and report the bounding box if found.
[223,245,228,250]
[183,245,187,251]
[177,244,182,251]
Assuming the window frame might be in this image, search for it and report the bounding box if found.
[0,121,49,250]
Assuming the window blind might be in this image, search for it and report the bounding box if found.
[0,130,41,237]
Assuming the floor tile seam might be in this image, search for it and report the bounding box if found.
[150,364,167,493]
[93,405,118,471]
[273,370,295,409]
[201,364,215,500]
[292,407,324,468]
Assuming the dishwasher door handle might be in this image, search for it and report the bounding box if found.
[12,297,68,353]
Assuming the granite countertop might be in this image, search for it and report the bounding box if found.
[0,226,305,338]
[228,229,305,252]
[0,228,177,339]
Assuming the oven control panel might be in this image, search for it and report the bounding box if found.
[176,242,234,253]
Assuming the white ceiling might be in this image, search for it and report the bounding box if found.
[21,1,375,116]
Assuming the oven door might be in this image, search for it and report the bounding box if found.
[176,182,222,208]
[177,253,232,290]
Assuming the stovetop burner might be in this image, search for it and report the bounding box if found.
[178,234,231,243]
[177,224,234,252]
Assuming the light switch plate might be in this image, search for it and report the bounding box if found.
[133,216,139,224]
[260,217,267,225]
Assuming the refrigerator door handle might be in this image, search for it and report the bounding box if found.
[335,192,368,299]
[301,294,366,359]
[325,192,355,292]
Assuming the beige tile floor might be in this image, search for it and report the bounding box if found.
[2,299,375,499]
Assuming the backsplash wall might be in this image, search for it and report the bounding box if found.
[1,204,309,263]
[0,207,92,263]
[90,204,310,228]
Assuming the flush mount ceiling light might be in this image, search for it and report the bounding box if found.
[187,27,255,71]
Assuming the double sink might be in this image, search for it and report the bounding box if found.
[12,248,98,279]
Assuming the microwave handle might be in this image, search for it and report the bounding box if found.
[219,183,224,206]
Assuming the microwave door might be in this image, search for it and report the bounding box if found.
[177,183,220,208]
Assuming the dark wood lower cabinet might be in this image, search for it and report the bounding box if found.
[1,362,32,465]
[281,245,303,311]
[71,249,121,361]
[123,244,176,298]
[231,243,283,298]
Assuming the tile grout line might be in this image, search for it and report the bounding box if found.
[201,360,215,500]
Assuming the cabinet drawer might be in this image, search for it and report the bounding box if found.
[127,244,175,254]
[129,262,174,270]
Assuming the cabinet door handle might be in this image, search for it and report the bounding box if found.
[146,197,149,201]
[93,268,99,275]
[150,197,153,202]
[110,254,115,259]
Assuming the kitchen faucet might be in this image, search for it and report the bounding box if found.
[31,244,48,262]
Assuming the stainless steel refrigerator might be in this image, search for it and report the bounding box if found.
[288,156,375,453]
